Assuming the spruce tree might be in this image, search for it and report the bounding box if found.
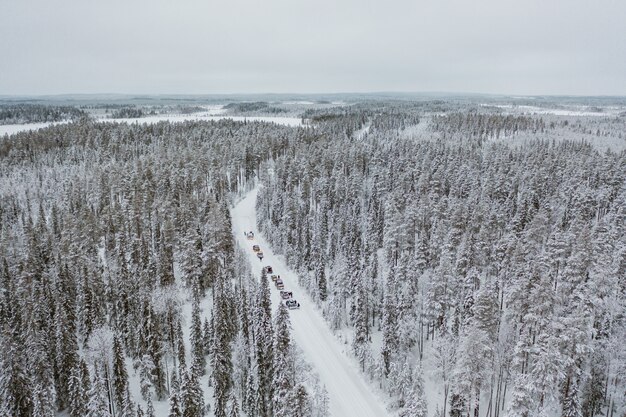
[203,317,212,356]
[146,396,156,417]
[244,372,258,417]
[86,365,110,417]
[168,371,182,417]
[272,302,294,417]
[381,270,399,377]
[399,366,428,417]
[0,333,33,416]
[113,334,130,413]
[317,264,327,302]
[181,370,204,417]
[352,279,369,371]
[190,299,206,376]
[212,281,234,417]
[255,275,274,417]
[228,393,241,417]
[176,320,186,374]
[293,384,313,417]
[68,358,90,417]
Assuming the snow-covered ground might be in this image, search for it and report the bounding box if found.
[232,187,391,417]
[487,104,624,117]
[0,120,69,136]
[0,111,305,137]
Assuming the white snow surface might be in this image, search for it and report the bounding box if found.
[232,187,391,417]
[0,121,69,136]
[0,113,304,137]
[487,104,624,117]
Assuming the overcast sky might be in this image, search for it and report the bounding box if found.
[1,0,625,96]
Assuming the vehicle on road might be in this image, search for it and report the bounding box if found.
[257,252,264,260]
[265,266,273,274]
[252,245,260,252]
[247,232,254,240]
[280,291,293,300]
[275,278,284,290]
[271,275,278,282]
[286,299,300,309]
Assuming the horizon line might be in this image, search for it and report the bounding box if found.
[2,91,626,99]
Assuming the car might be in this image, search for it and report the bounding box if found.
[280,291,293,300]
[286,300,300,309]
[252,245,260,252]
[275,278,284,290]
[265,266,273,274]
[257,252,264,260]
[271,275,278,282]
[247,232,254,240]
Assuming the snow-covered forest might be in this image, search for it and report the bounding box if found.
[0,99,625,417]
[0,104,86,125]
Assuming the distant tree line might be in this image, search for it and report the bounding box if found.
[0,104,86,125]
[109,107,144,119]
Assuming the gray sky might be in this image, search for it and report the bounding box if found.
[1,0,625,96]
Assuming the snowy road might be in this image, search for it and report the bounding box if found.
[232,187,390,417]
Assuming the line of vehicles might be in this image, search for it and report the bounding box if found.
[247,231,300,310]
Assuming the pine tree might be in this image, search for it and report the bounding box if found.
[293,384,313,417]
[381,270,399,377]
[119,389,135,417]
[352,279,370,371]
[190,299,206,376]
[138,354,155,401]
[167,371,182,417]
[212,281,234,417]
[140,300,167,400]
[0,333,33,416]
[256,274,274,417]
[55,294,79,411]
[203,317,212,356]
[317,264,328,302]
[113,334,130,413]
[146,396,156,417]
[30,329,56,417]
[562,376,582,417]
[272,302,295,417]
[87,365,110,417]
[32,383,56,417]
[506,374,533,417]
[399,366,428,417]
[176,320,186,374]
[68,358,90,417]
[449,392,466,417]
[244,372,258,417]
[181,370,204,417]
[228,393,241,417]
